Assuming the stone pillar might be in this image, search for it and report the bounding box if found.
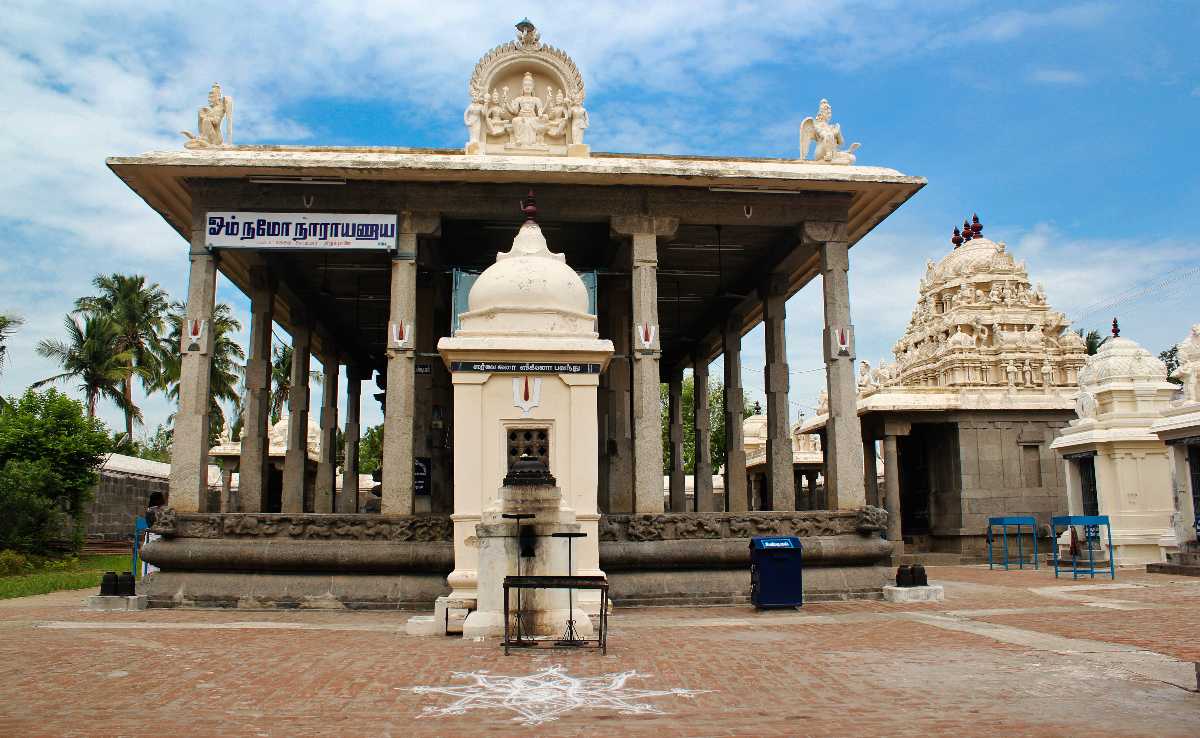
[382,213,439,515]
[810,222,866,510]
[314,355,339,513]
[762,273,795,511]
[238,266,275,513]
[805,471,820,511]
[612,215,678,514]
[692,354,715,512]
[168,215,217,513]
[863,436,879,507]
[882,428,907,550]
[218,462,235,512]
[338,367,362,513]
[668,368,686,512]
[281,320,311,513]
[723,316,749,511]
[606,284,633,513]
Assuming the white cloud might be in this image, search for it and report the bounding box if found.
[1029,67,1087,85]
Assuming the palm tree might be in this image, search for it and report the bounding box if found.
[0,313,23,378]
[156,302,245,445]
[1076,329,1106,356]
[267,342,322,425]
[75,274,170,441]
[34,314,137,419]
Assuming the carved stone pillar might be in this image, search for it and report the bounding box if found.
[723,315,748,512]
[810,222,866,509]
[692,354,715,512]
[805,471,820,511]
[668,368,686,512]
[314,354,339,514]
[238,265,274,513]
[382,213,439,514]
[863,436,879,507]
[168,211,217,514]
[605,283,633,513]
[281,319,311,514]
[883,421,910,550]
[612,215,678,513]
[338,367,362,513]
[762,272,794,511]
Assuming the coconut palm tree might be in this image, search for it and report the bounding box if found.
[34,314,137,419]
[156,302,245,445]
[0,313,23,378]
[74,274,170,441]
[267,342,323,425]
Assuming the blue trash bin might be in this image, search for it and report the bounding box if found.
[750,536,803,609]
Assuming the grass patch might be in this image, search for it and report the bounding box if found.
[0,553,136,600]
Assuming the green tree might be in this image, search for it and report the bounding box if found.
[661,376,752,474]
[359,424,383,475]
[75,274,170,443]
[1160,346,1182,385]
[34,314,135,419]
[1076,328,1106,356]
[270,344,293,425]
[131,424,172,463]
[156,302,245,446]
[0,389,111,553]
[0,313,23,379]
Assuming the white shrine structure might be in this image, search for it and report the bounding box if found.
[1148,324,1200,575]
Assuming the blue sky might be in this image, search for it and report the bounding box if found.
[1,0,1198,436]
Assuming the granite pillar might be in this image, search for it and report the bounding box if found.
[882,421,910,549]
[382,213,438,515]
[168,212,217,514]
[762,273,794,511]
[314,355,339,514]
[281,320,311,514]
[863,436,879,507]
[606,283,633,513]
[612,215,677,514]
[723,315,748,512]
[811,223,866,509]
[238,266,274,513]
[338,367,362,514]
[692,354,715,512]
[668,368,686,512]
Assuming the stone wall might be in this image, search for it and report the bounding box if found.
[85,467,169,540]
[941,412,1071,553]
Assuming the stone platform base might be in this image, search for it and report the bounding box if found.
[85,595,147,611]
[142,571,449,609]
[883,585,944,603]
[1147,551,1200,577]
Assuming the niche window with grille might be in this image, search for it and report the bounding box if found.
[508,427,550,469]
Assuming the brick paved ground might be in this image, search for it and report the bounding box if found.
[0,566,1197,737]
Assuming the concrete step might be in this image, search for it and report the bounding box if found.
[1147,561,1200,577]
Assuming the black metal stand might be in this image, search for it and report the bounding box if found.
[551,531,588,646]
[501,513,535,644]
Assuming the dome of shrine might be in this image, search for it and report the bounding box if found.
[267,408,321,457]
[458,207,596,338]
[933,236,1004,279]
[1077,335,1168,387]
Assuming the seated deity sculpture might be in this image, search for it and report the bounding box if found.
[506,72,549,148]
[181,83,233,149]
[799,99,860,164]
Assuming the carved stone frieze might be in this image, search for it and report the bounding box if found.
[600,511,876,542]
[158,513,453,542]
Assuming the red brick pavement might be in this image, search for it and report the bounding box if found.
[0,567,1196,737]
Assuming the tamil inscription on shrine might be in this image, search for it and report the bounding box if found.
[206,212,397,250]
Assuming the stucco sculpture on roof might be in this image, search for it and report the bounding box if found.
[858,216,1088,398]
[799,99,860,165]
[181,83,233,149]
[465,19,589,157]
[1174,324,1200,403]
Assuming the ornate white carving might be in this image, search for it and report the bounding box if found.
[799,99,860,165]
[1174,324,1200,402]
[465,21,589,156]
[512,376,542,416]
[181,83,233,149]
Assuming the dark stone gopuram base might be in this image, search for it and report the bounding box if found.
[599,509,894,605]
[139,508,894,609]
[140,512,454,609]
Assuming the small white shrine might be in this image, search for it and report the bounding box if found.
[432,195,613,634]
[1051,324,1180,565]
[1149,324,1200,572]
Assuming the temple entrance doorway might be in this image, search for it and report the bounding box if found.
[1188,445,1200,535]
[898,434,931,543]
[1078,456,1099,517]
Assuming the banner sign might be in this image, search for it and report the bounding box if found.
[206,212,397,250]
[449,361,601,374]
